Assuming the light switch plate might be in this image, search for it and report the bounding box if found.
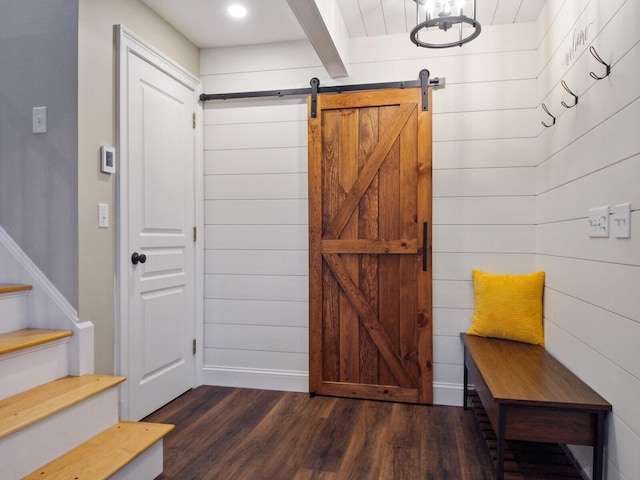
[32,107,47,134]
[588,206,609,238]
[98,203,109,228]
[612,203,631,238]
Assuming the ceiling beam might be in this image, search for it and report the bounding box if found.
[287,0,349,78]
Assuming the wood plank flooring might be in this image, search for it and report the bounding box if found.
[143,386,495,480]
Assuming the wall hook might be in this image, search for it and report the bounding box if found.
[589,46,611,80]
[541,103,556,128]
[561,80,578,108]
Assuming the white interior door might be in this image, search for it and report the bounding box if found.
[117,27,201,421]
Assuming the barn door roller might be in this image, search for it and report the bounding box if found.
[199,69,445,117]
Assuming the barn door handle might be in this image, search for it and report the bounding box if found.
[131,252,147,265]
[422,222,428,272]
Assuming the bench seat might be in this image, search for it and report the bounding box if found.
[461,333,611,480]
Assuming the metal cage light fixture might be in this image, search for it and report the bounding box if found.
[410,0,481,48]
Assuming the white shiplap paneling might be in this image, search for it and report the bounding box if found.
[205,249,308,276]
[434,137,539,169]
[205,274,308,302]
[205,147,308,175]
[204,225,307,250]
[434,167,537,197]
[201,21,538,402]
[535,1,640,477]
[433,253,537,280]
[433,196,536,225]
[434,225,536,253]
[198,0,638,476]
[204,298,308,328]
[204,199,308,225]
[204,173,308,200]
[204,121,307,150]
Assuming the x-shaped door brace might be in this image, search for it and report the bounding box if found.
[320,103,419,388]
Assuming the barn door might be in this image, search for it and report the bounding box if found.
[308,87,433,404]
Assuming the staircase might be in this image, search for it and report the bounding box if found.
[0,284,173,479]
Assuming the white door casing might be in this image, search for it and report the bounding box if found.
[116,26,203,421]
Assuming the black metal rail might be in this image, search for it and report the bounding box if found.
[200,69,444,116]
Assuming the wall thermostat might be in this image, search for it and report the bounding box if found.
[101,146,116,174]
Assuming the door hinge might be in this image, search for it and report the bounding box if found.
[193,226,197,242]
[193,339,196,355]
[192,112,196,129]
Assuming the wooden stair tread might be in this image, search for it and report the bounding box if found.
[0,284,32,295]
[0,328,73,356]
[0,374,125,440]
[23,421,175,479]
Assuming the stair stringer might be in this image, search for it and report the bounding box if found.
[0,226,93,376]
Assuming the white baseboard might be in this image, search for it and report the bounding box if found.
[201,367,465,407]
[202,366,309,393]
[433,382,465,407]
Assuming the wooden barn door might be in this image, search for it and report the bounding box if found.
[308,87,433,404]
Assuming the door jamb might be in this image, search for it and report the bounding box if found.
[114,25,204,419]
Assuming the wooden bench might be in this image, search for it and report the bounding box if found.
[461,333,611,480]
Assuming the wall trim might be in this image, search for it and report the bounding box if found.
[0,226,94,375]
[202,366,309,393]
[433,382,465,407]
[202,367,465,406]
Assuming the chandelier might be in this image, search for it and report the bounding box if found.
[410,0,482,48]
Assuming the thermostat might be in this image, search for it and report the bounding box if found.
[101,146,116,174]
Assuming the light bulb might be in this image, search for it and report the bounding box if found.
[425,0,435,15]
[227,5,247,19]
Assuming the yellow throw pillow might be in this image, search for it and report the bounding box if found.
[467,270,545,346]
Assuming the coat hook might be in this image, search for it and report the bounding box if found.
[589,46,611,80]
[561,80,578,108]
[541,103,556,128]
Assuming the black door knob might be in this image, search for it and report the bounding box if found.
[131,252,147,265]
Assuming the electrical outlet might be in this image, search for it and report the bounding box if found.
[612,203,631,238]
[588,206,609,238]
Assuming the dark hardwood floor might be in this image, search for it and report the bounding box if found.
[143,386,495,480]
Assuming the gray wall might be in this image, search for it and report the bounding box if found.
[0,0,78,306]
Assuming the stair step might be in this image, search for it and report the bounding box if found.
[0,329,73,401]
[0,328,73,356]
[0,284,32,295]
[23,421,175,480]
[0,374,125,441]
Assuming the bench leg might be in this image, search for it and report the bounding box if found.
[593,412,606,480]
[463,347,469,410]
[497,405,506,480]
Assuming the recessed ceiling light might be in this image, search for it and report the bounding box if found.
[228,5,247,19]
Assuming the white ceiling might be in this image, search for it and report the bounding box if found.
[141,0,547,49]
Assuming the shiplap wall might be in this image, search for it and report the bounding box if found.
[201,18,542,402]
[536,1,639,479]
[201,1,639,477]
[201,43,325,391]
[201,3,639,476]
